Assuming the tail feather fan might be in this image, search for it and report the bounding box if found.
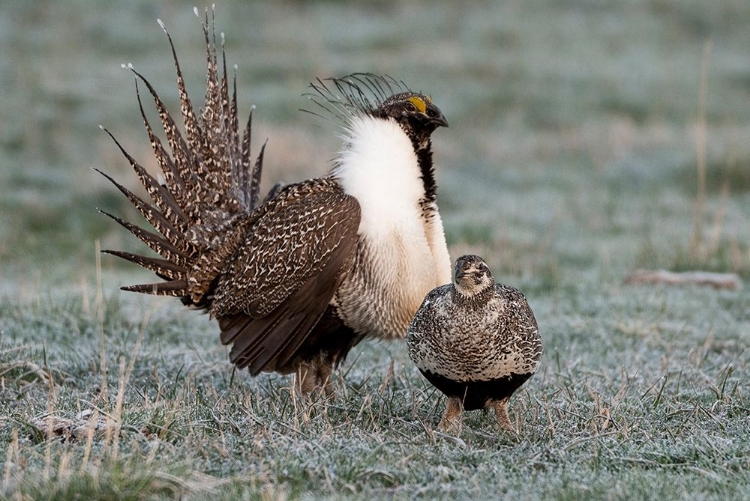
[100,9,265,308]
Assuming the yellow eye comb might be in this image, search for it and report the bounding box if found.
[407,96,427,113]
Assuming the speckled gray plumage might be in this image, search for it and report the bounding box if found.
[408,282,542,382]
[407,256,542,384]
[407,255,542,430]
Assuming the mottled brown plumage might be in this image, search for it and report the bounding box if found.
[100,8,452,393]
[407,255,543,432]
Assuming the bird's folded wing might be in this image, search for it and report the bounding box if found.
[212,180,361,373]
[217,244,355,374]
[211,180,361,318]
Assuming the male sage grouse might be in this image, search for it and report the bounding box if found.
[407,255,542,431]
[98,8,452,394]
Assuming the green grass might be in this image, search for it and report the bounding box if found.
[1,0,750,499]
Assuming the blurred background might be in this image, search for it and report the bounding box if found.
[2,0,749,296]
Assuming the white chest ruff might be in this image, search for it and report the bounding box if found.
[332,116,451,339]
[337,221,447,339]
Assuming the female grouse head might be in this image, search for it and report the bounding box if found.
[454,254,495,297]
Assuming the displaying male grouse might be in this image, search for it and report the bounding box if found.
[99,8,452,393]
[407,255,542,431]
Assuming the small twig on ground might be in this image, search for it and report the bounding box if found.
[624,269,742,290]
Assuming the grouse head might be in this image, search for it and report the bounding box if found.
[306,74,448,148]
[376,92,448,148]
[307,74,448,202]
[454,255,495,297]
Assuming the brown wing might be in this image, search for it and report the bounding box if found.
[214,179,361,374]
[218,243,356,374]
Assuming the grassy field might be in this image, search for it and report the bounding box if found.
[1,0,749,499]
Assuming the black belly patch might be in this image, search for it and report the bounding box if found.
[419,369,533,411]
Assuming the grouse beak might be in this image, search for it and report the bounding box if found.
[454,262,469,280]
[429,110,449,128]
[423,102,448,128]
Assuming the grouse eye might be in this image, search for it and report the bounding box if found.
[405,102,417,112]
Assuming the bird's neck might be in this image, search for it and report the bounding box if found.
[414,139,437,204]
[453,284,494,308]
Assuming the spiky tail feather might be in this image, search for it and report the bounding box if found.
[99,6,265,308]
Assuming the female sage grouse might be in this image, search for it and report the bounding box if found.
[98,8,452,394]
[407,255,542,431]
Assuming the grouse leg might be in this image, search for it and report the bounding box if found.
[297,361,317,395]
[489,397,514,432]
[438,397,463,431]
[316,360,334,397]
